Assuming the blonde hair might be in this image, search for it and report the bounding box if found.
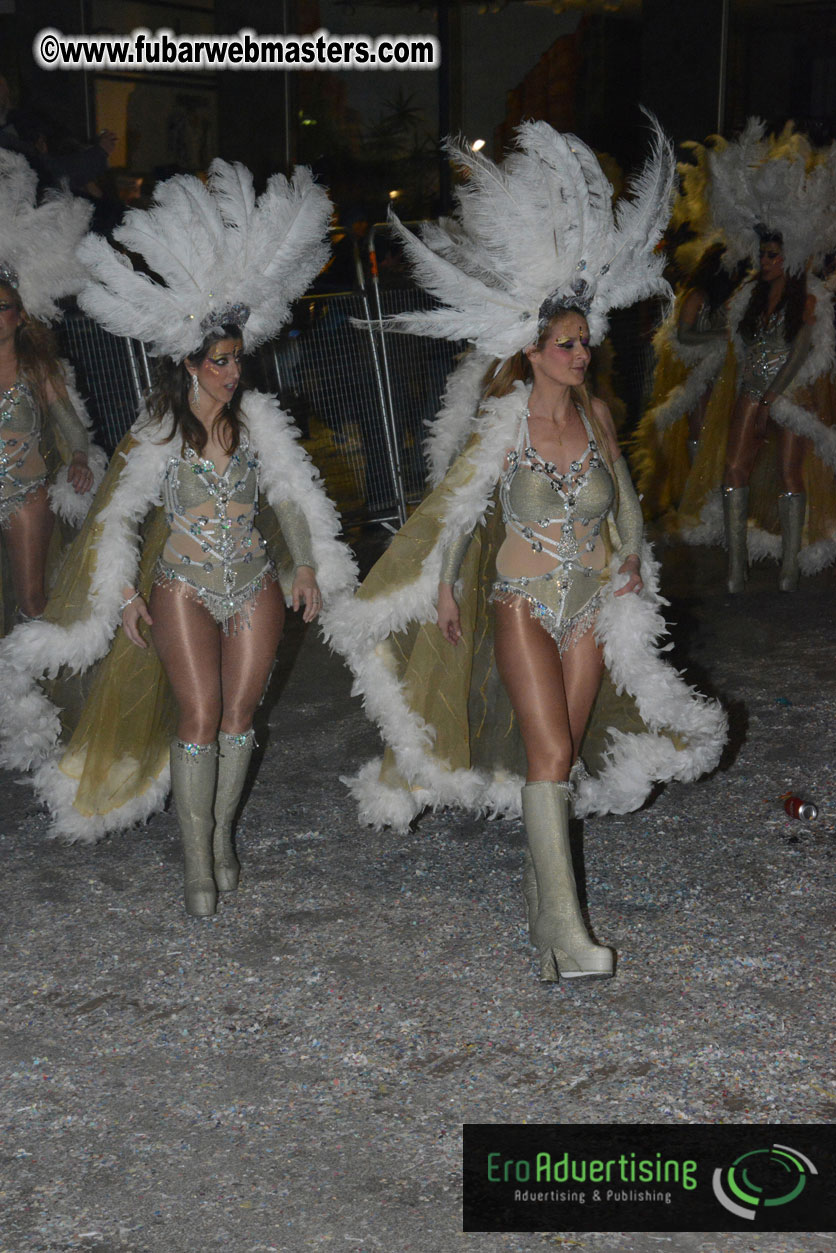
[479,314,620,512]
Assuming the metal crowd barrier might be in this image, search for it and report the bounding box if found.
[54,222,660,528]
[56,311,151,456]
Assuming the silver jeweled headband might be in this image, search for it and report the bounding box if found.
[536,276,593,335]
[198,301,251,336]
[0,260,20,290]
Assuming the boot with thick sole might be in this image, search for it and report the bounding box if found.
[522,780,613,981]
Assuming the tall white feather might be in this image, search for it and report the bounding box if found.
[0,150,92,321]
[709,120,836,275]
[385,117,674,355]
[77,160,332,361]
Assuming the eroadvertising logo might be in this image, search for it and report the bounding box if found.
[712,1143,817,1220]
[462,1124,836,1233]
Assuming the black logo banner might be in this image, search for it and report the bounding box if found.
[463,1123,836,1232]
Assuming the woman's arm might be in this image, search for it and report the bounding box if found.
[43,374,93,494]
[677,288,726,347]
[761,294,816,406]
[273,498,321,622]
[591,397,643,596]
[436,529,473,645]
[120,585,153,649]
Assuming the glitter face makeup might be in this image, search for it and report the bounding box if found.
[527,314,592,389]
[188,336,243,410]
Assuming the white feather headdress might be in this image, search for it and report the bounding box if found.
[77,160,332,361]
[709,118,836,275]
[385,116,675,354]
[0,150,93,322]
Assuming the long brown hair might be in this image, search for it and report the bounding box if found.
[147,326,245,455]
[1,282,67,408]
[739,236,807,343]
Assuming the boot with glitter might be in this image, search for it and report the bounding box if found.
[778,491,806,593]
[213,729,255,892]
[522,781,613,981]
[722,485,749,594]
[170,738,219,917]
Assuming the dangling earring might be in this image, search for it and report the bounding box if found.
[191,373,200,407]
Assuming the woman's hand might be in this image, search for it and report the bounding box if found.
[614,555,643,597]
[68,452,94,495]
[292,566,322,623]
[122,596,153,648]
[437,582,462,645]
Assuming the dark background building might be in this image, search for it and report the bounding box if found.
[2,0,834,219]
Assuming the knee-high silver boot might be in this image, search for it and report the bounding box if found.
[213,729,255,892]
[522,781,613,981]
[170,738,218,917]
[521,760,589,942]
[521,850,538,943]
[778,491,806,593]
[723,485,749,594]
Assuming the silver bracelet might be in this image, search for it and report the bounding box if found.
[119,591,140,612]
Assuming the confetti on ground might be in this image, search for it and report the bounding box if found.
[0,543,833,1252]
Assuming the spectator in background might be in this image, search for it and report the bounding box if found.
[0,74,120,230]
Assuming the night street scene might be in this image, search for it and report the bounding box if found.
[1,1,835,1250]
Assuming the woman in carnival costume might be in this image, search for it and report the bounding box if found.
[672,120,836,592]
[0,150,106,632]
[322,121,727,982]
[632,133,745,519]
[633,232,747,519]
[0,160,357,916]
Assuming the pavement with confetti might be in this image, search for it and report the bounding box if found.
[1,540,835,1253]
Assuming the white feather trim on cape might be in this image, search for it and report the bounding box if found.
[323,386,727,831]
[649,319,728,434]
[46,360,107,526]
[0,390,357,840]
[425,350,491,488]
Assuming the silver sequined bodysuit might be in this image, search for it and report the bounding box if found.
[739,308,790,400]
[489,407,615,655]
[154,437,273,629]
[0,381,49,527]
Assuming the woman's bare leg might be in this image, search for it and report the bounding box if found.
[149,586,222,915]
[722,394,765,591]
[212,579,284,890]
[493,597,603,781]
[219,577,285,734]
[4,486,54,617]
[149,584,223,742]
[493,597,571,781]
[494,597,611,978]
[724,393,767,487]
[777,426,807,494]
[560,625,605,760]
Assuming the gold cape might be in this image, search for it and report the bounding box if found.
[0,390,357,840]
[324,384,727,831]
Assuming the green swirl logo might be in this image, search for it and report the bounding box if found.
[712,1143,817,1220]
